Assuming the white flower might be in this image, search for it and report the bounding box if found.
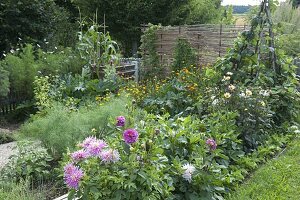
[211,99,219,106]
[259,90,270,97]
[212,99,219,106]
[239,92,246,98]
[222,76,231,81]
[228,84,236,91]
[245,89,252,97]
[211,95,216,100]
[226,72,233,76]
[224,92,231,99]
[295,130,300,134]
[182,163,196,183]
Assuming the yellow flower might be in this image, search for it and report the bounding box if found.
[260,101,266,107]
[224,92,231,99]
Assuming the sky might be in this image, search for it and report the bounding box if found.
[221,0,286,6]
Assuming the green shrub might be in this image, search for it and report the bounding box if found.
[19,95,131,159]
[1,45,38,99]
[1,44,84,101]
[61,109,291,200]
[62,114,235,199]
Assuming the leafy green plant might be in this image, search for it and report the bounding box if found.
[61,109,291,200]
[62,114,225,199]
[172,38,197,71]
[0,141,53,183]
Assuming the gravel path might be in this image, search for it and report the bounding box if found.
[0,141,17,169]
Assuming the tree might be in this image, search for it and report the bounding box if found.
[185,0,222,24]
[72,0,222,56]
[221,5,236,25]
[0,65,9,97]
[0,0,76,57]
[291,0,300,7]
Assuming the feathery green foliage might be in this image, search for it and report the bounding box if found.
[19,95,131,159]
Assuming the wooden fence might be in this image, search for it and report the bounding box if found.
[119,58,140,81]
[142,24,249,66]
[0,93,27,116]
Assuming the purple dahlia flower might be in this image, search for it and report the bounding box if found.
[206,138,217,151]
[123,129,139,144]
[116,116,126,127]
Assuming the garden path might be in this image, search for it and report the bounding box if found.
[0,141,17,169]
[0,127,17,169]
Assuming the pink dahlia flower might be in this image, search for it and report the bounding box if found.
[79,136,97,149]
[100,149,120,164]
[64,164,84,189]
[71,149,89,162]
[86,139,107,156]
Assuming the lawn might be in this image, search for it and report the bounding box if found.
[227,137,300,200]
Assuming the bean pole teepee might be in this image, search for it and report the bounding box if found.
[216,0,284,85]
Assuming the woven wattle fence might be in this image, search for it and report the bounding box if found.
[141,24,249,66]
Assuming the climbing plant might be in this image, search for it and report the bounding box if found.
[172,38,197,71]
[140,24,163,80]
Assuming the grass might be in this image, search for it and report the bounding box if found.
[0,180,45,200]
[227,136,300,200]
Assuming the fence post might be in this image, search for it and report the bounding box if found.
[219,24,222,57]
[133,60,139,82]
